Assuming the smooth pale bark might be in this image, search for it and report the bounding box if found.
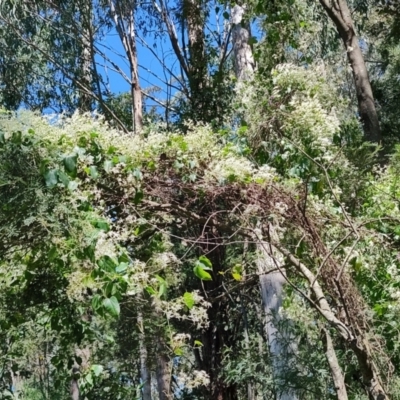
[231,6,298,396]
[231,5,255,81]
[137,311,152,400]
[70,367,80,400]
[127,14,143,134]
[70,346,90,400]
[322,328,348,400]
[257,236,298,400]
[319,0,381,143]
[109,0,143,133]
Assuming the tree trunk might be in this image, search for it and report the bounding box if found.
[319,0,381,143]
[231,4,255,81]
[78,2,92,112]
[322,328,348,400]
[109,0,143,133]
[156,341,172,400]
[183,0,210,120]
[240,291,255,400]
[257,238,298,400]
[231,11,297,397]
[127,8,143,134]
[184,0,206,91]
[137,311,152,400]
[70,367,80,400]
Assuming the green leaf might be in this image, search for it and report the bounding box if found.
[193,265,212,281]
[57,170,70,187]
[44,169,58,187]
[98,255,117,272]
[85,373,93,385]
[232,264,242,281]
[174,347,183,356]
[103,296,120,317]
[95,220,110,232]
[104,160,113,173]
[11,131,22,144]
[248,36,258,45]
[104,281,115,298]
[183,292,195,309]
[89,165,98,179]
[155,275,167,297]
[68,181,78,191]
[48,246,58,261]
[145,286,156,295]
[232,273,242,281]
[118,253,130,263]
[77,136,88,147]
[107,145,117,154]
[63,154,78,177]
[91,364,104,377]
[91,294,102,311]
[194,340,203,347]
[198,255,212,269]
[116,263,128,273]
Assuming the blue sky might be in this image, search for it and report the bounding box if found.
[97,25,177,114]
[94,4,261,116]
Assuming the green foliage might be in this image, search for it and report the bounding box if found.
[2,1,400,397]
[0,55,398,397]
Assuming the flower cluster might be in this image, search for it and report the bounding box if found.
[153,291,211,330]
[176,369,210,390]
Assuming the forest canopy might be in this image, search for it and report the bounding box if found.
[1,1,400,400]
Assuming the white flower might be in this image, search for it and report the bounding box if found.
[176,370,210,390]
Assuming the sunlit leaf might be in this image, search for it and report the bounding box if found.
[193,265,212,281]
[183,292,195,309]
[103,296,120,317]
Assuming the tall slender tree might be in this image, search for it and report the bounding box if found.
[108,0,143,133]
[319,0,382,143]
[231,5,299,398]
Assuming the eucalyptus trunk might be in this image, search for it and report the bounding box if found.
[137,311,152,400]
[78,2,92,112]
[231,6,298,396]
[109,0,143,133]
[319,0,381,143]
[257,238,298,400]
[231,4,254,81]
[70,367,80,400]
